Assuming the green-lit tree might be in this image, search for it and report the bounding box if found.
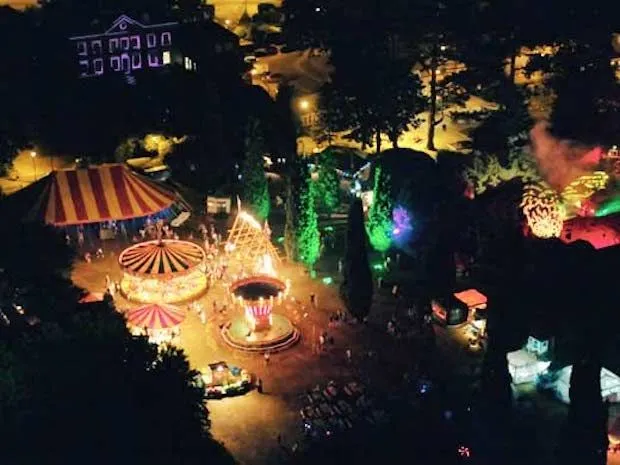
[340,198,373,321]
[314,151,340,214]
[284,154,304,261]
[366,166,393,253]
[240,119,270,221]
[296,169,321,268]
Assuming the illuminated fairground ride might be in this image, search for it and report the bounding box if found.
[230,275,286,331]
[118,239,208,304]
[220,208,299,352]
[222,272,299,352]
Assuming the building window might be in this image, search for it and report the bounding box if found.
[110,56,121,71]
[120,37,130,51]
[147,33,156,48]
[184,56,191,70]
[148,51,160,67]
[192,62,197,71]
[121,54,131,73]
[162,51,171,65]
[131,52,142,69]
[93,58,104,75]
[161,32,171,46]
[109,38,119,53]
[130,35,140,49]
[77,41,87,56]
[91,39,102,55]
[78,60,89,76]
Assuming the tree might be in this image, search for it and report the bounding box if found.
[0,223,81,324]
[284,175,298,261]
[320,51,424,153]
[313,151,340,214]
[340,198,373,321]
[0,301,234,465]
[240,119,270,221]
[463,144,541,195]
[399,0,471,151]
[284,153,319,266]
[366,165,393,253]
[296,166,321,268]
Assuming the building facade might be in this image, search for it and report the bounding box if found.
[70,15,185,78]
[70,14,240,79]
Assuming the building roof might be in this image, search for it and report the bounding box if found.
[507,349,539,368]
[4,164,186,226]
[453,289,487,308]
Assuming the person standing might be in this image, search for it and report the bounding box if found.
[257,377,263,394]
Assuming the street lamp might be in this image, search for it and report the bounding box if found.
[30,151,37,181]
[299,99,310,111]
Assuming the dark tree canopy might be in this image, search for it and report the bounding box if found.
[341,198,373,320]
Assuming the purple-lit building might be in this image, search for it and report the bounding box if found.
[69,14,240,79]
[70,15,181,77]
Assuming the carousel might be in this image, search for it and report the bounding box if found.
[118,239,207,304]
[222,273,299,352]
[125,303,187,345]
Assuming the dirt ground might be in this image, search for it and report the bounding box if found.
[71,236,436,465]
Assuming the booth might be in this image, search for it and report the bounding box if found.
[201,361,252,398]
[506,349,551,384]
[206,196,232,215]
[432,296,468,326]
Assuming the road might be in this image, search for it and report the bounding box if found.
[210,0,282,22]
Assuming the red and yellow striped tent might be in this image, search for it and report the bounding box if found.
[11,164,187,226]
[126,303,187,330]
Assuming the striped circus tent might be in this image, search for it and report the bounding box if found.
[7,164,188,226]
[125,303,187,330]
[119,239,205,277]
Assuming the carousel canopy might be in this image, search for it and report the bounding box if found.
[119,239,206,277]
[126,303,187,329]
[4,164,188,226]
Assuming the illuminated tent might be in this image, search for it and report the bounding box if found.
[118,239,207,303]
[560,216,620,249]
[119,239,205,277]
[5,164,188,226]
[125,303,187,329]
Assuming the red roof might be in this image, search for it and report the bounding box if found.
[453,289,487,308]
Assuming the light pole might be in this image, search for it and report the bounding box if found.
[30,151,37,181]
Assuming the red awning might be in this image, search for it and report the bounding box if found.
[453,289,487,308]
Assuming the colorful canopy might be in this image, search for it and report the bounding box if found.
[11,164,186,226]
[119,239,206,277]
[126,303,187,329]
[453,289,487,308]
[561,216,620,249]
